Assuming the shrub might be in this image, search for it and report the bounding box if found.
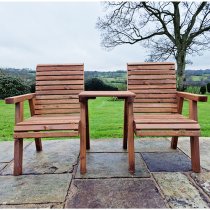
[0,75,31,99]
[85,78,118,91]
[186,86,200,94]
[207,83,210,93]
[200,85,207,94]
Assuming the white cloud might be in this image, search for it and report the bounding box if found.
[0,2,209,71]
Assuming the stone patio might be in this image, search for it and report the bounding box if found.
[0,138,210,208]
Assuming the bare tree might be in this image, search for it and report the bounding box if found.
[97,2,210,90]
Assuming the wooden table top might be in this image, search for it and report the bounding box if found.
[79,91,136,98]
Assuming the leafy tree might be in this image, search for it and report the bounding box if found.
[207,83,210,93]
[200,85,207,94]
[0,75,31,99]
[85,78,118,91]
[97,2,210,90]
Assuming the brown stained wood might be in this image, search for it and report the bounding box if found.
[37,64,83,71]
[36,95,79,100]
[79,91,136,99]
[189,100,198,121]
[128,80,176,85]
[131,89,176,94]
[14,131,78,138]
[36,75,83,81]
[36,90,81,95]
[177,91,208,102]
[18,119,79,125]
[86,100,90,150]
[15,102,24,124]
[35,138,42,152]
[128,64,174,70]
[129,84,176,89]
[36,85,83,90]
[5,93,35,104]
[134,107,177,113]
[135,98,177,103]
[36,70,83,76]
[128,70,175,75]
[14,138,23,176]
[35,109,80,115]
[135,118,197,124]
[136,130,200,137]
[15,123,78,131]
[136,123,200,130]
[29,98,36,116]
[36,80,83,85]
[35,104,79,110]
[135,94,176,99]
[35,99,79,104]
[123,99,128,150]
[134,103,177,108]
[127,100,135,173]
[171,97,184,149]
[80,101,87,174]
[128,75,176,80]
[134,114,185,119]
[190,136,200,172]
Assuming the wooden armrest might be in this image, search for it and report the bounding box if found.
[5,93,36,104]
[177,91,207,102]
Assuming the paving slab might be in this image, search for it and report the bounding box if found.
[1,140,79,175]
[141,152,191,172]
[153,172,209,208]
[0,174,71,204]
[0,141,31,162]
[0,163,7,171]
[170,137,210,170]
[191,172,210,197]
[88,138,176,153]
[66,178,167,208]
[76,153,150,178]
[0,203,61,209]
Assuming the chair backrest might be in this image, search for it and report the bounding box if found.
[35,64,84,115]
[127,62,177,114]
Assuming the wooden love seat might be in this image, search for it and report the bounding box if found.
[5,64,84,175]
[127,62,207,173]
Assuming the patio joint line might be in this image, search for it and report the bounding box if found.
[151,172,172,208]
[184,172,210,205]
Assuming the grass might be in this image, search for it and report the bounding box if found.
[0,95,209,141]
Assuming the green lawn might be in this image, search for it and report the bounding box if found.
[0,96,209,141]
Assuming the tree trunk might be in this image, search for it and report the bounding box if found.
[176,50,186,91]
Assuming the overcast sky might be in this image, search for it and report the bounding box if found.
[0,2,209,71]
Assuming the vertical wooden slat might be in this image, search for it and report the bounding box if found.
[86,100,90,150]
[171,96,184,149]
[14,138,23,176]
[29,97,43,152]
[189,100,200,172]
[127,98,135,173]
[80,100,87,174]
[14,102,24,175]
[123,99,128,149]
[190,136,200,172]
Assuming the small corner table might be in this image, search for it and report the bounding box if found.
[78,91,136,174]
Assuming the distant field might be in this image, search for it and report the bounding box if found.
[0,95,209,141]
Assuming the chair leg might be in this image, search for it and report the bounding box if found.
[14,138,23,176]
[85,100,90,150]
[35,138,42,152]
[123,100,128,150]
[171,136,178,149]
[128,130,135,173]
[190,136,200,173]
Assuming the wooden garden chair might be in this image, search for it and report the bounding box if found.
[5,64,85,175]
[127,62,207,173]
